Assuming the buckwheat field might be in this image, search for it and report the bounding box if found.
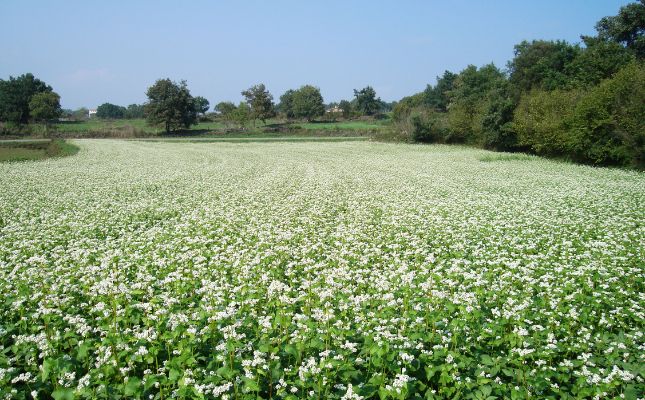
[0,140,643,399]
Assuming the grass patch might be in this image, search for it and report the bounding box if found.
[0,139,79,162]
[479,153,537,162]
[47,118,389,138]
[135,136,370,144]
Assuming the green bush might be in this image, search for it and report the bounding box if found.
[392,93,425,122]
[513,88,585,156]
[570,61,645,167]
[409,108,450,143]
[481,95,518,150]
[512,62,644,168]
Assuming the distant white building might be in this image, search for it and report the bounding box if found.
[88,109,97,118]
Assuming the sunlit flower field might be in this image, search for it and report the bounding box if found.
[0,140,643,399]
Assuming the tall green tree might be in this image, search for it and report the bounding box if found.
[232,102,251,128]
[447,64,508,143]
[193,96,210,115]
[570,61,645,167]
[215,101,236,116]
[353,86,381,116]
[339,100,352,119]
[124,104,145,119]
[96,103,126,119]
[595,0,645,58]
[29,92,62,123]
[568,37,634,87]
[291,85,325,121]
[241,83,275,126]
[391,93,425,122]
[423,70,457,111]
[513,89,584,156]
[214,101,237,125]
[0,73,53,124]
[278,89,296,119]
[145,79,197,133]
[508,40,581,93]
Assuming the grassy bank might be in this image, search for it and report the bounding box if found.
[0,139,79,162]
[5,118,391,138]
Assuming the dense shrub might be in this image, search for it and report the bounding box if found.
[392,2,644,169]
[96,103,126,119]
[481,94,517,150]
[570,61,645,167]
[391,93,425,122]
[513,89,585,156]
[409,108,449,142]
[447,64,507,144]
[512,61,644,168]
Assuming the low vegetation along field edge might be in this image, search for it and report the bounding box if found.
[0,118,389,140]
[0,139,79,162]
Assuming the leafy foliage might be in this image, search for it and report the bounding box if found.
[339,100,352,119]
[241,83,275,125]
[568,37,635,87]
[394,1,644,168]
[96,102,126,119]
[215,101,251,128]
[124,104,145,119]
[290,85,325,121]
[193,96,210,115]
[353,86,381,116]
[507,40,581,92]
[570,61,645,167]
[278,89,296,119]
[144,79,197,133]
[392,93,425,122]
[0,73,54,124]
[513,89,585,156]
[28,92,62,122]
[594,0,645,58]
[422,70,457,111]
[446,64,508,144]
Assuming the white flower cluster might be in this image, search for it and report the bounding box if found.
[0,140,643,398]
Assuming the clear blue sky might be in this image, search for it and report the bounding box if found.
[0,0,632,109]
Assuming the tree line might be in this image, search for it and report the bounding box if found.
[392,1,644,168]
[1,1,642,166]
[0,73,389,134]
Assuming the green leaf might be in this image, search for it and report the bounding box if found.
[242,377,260,391]
[481,355,495,366]
[144,375,159,390]
[77,343,90,361]
[42,359,54,381]
[216,366,235,379]
[169,368,182,382]
[624,384,638,400]
[52,388,74,400]
[284,343,298,358]
[125,377,142,396]
[360,384,378,398]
